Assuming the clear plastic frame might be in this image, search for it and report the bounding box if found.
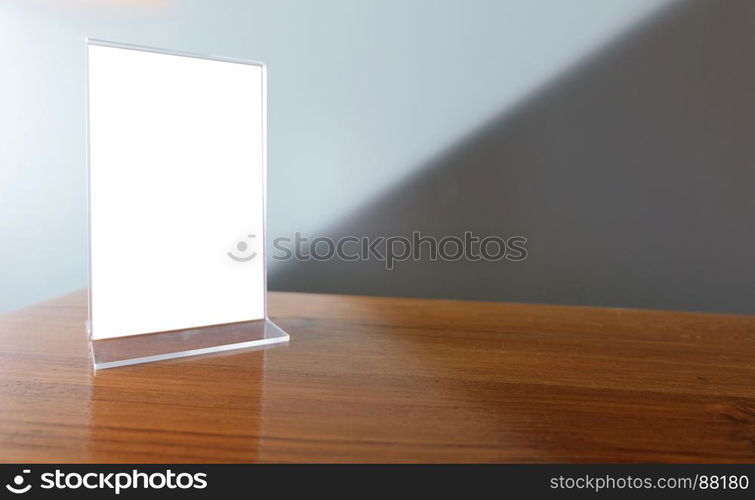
[86,39,288,369]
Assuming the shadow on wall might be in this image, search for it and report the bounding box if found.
[270,0,755,315]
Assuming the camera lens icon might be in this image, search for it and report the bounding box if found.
[6,470,31,494]
[228,234,257,262]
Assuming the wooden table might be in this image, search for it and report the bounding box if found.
[0,290,753,463]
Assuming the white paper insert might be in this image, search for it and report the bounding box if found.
[88,43,266,339]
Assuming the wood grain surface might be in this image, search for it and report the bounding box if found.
[0,290,753,463]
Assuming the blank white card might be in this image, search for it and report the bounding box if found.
[88,42,266,339]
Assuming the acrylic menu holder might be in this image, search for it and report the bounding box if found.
[86,39,288,370]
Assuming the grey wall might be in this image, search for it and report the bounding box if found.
[271,0,755,315]
[3,0,754,315]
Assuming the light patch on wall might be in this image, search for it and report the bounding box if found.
[20,0,174,10]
